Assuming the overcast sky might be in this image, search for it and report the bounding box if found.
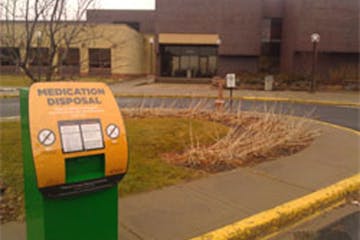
[97,0,155,10]
[0,0,155,20]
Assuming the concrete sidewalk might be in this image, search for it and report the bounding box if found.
[1,80,359,106]
[1,122,359,239]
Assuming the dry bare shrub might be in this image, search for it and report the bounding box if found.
[122,100,320,173]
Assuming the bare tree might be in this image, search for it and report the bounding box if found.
[0,0,96,82]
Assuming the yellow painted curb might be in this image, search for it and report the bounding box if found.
[305,118,360,136]
[113,94,360,107]
[0,92,358,107]
[238,96,360,107]
[190,174,360,240]
[0,94,19,99]
[281,114,360,136]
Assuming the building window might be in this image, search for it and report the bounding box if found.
[29,48,50,66]
[59,48,80,66]
[0,47,20,66]
[261,18,282,42]
[260,18,282,73]
[89,49,111,68]
[88,48,111,75]
[58,48,80,76]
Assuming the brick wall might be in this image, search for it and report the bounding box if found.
[281,0,359,73]
[155,0,221,34]
[218,56,259,75]
[87,10,155,33]
[293,52,359,82]
[294,0,359,53]
[263,0,284,18]
[86,0,359,77]
[218,0,262,56]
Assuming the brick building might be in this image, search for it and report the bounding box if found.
[87,0,359,81]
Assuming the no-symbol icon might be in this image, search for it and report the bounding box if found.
[38,129,56,146]
[106,124,120,139]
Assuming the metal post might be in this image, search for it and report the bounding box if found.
[229,88,233,112]
[36,31,42,81]
[37,38,41,81]
[225,73,236,111]
[149,37,154,77]
[314,42,318,92]
[150,46,153,75]
[310,33,320,93]
[311,42,318,92]
[214,77,225,111]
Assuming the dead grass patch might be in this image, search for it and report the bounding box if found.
[122,105,320,173]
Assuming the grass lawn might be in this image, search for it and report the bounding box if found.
[0,117,228,222]
[119,117,228,196]
[0,75,32,87]
[0,74,124,87]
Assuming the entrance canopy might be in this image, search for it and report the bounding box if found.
[159,33,220,45]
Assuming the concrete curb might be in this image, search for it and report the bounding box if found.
[305,117,360,136]
[190,174,360,240]
[112,94,360,107]
[238,96,360,107]
[0,116,20,122]
[0,94,19,99]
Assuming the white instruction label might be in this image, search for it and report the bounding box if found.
[59,119,104,153]
[81,123,104,150]
[60,125,83,153]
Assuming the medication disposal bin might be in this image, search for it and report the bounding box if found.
[20,82,128,240]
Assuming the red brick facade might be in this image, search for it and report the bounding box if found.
[87,0,359,79]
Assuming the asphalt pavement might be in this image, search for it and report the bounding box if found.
[269,204,359,240]
[1,97,359,130]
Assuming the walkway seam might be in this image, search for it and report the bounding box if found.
[189,174,360,240]
[119,222,144,240]
[245,168,313,192]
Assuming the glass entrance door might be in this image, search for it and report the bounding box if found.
[160,45,217,78]
[199,57,208,76]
